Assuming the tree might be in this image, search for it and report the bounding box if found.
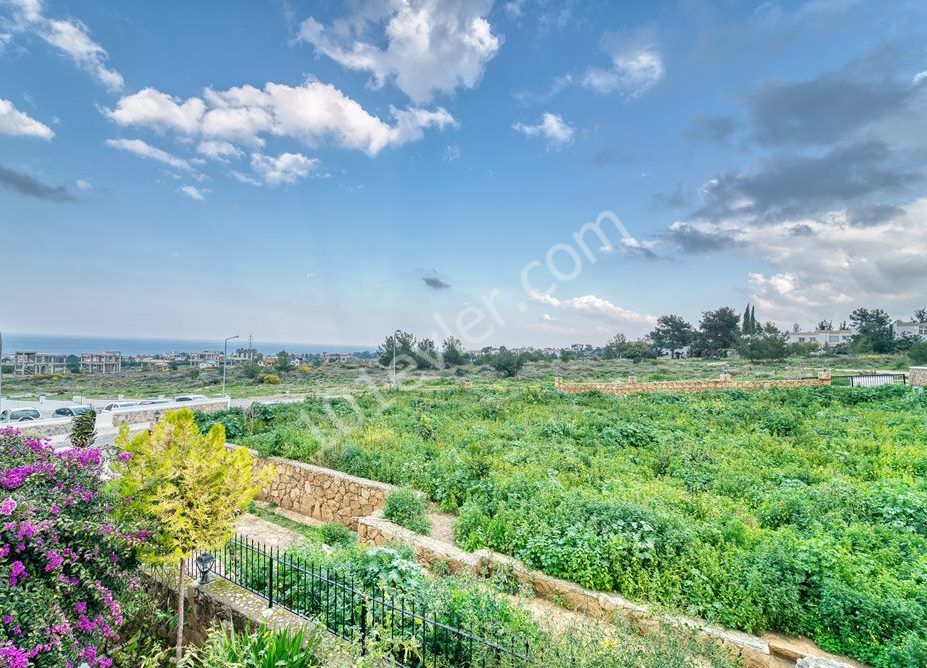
[415,338,438,369]
[741,304,751,334]
[914,308,927,324]
[69,408,97,448]
[910,341,927,365]
[114,409,261,660]
[736,322,790,362]
[274,350,293,373]
[442,336,467,366]
[817,320,833,331]
[490,348,525,377]
[849,308,895,353]
[696,307,740,357]
[240,361,261,379]
[603,333,627,359]
[378,330,416,367]
[648,315,694,356]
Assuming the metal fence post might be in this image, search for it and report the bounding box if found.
[359,597,368,655]
[268,553,274,609]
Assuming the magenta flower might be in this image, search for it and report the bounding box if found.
[0,497,16,516]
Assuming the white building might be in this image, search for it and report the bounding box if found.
[894,320,927,340]
[788,329,855,347]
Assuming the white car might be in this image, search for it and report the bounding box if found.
[173,395,207,403]
[139,398,171,406]
[0,408,41,422]
[101,401,140,412]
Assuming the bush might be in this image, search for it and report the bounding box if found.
[384,488,431,534]
[0,427,147,666]
[319,522,354,546]
[182,623,324,667]
[261,374,281,385]
[69,408,97,447]
[909,341,927,365]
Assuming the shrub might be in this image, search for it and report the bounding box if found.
[319,522,354,546]
[909,341,927,365]
[261,374,281,385]
[0,427,147,667]
[182,623,323,667]
[384,489,431,535]
[69,408,97,448]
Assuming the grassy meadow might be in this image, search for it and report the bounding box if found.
[197,382,927,666]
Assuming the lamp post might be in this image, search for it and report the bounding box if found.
[223,335,239,397]
[391,329,400,389]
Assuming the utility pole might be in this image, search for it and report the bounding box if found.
[0,328,4,416]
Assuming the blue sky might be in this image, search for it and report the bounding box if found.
[1,0,925,348]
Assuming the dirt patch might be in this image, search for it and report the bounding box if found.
[427,510,457,545]
[234,514,305,549]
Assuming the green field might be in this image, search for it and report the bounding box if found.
[0,353,910,401]
[198,382,927,666]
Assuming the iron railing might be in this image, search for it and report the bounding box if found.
[187,535,531,667]
[830,374,907,387]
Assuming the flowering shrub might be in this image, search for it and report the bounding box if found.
[0,427,146,667]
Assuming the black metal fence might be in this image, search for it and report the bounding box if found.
[830,374,907,387]
[187,536,531,667]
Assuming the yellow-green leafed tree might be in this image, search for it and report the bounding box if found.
[113,408,261,661]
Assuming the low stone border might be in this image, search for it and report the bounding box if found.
[910,366,927,388]
[357,512,863,668]
[554,373,832,396]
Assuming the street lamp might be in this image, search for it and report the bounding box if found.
[223,335,239,397]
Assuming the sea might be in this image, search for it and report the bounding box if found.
[0,333,375,357]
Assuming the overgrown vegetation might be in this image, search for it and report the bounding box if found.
[202,384,927,665]
[383,489,431,535]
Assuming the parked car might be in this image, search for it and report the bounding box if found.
[100,401,140,412]
[0,408,41,422]
[139,398,170,406]
[173,395,207,403]
[53,406,94,418]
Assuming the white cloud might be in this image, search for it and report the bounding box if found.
[583,30,664,99]
[178,185,208,200]
[513,112,574,148]
[297,0,501,103]
[74,179,92,189]
[104,138,194,173]
[196,140,244,161]
[0,97,53,139]
[528,290,656,326]
[6,0,124,91]
[250,152,318,186]
[914,71,927,86]
[107,80,454,157]
[106,88,205,134]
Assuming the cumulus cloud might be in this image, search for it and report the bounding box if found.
[513,112,574,148]
[297,0,501,103]
[0,164,72,201]
[104,138,194,173]
[196,140,243,162]
[662,221,743,254]
[250,152,318,185]
[686,116,740,144]
[0,97,53,139]
[5,0,123,91]
[528,290,656,326]
[107,80,455,157]
[582,28,664,99]
[106,88,205,134]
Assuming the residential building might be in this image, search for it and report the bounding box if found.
[322,353,351,363]
[894,320,927,340]
[788,329,855,347]
[14,351,68,376]
[81,351,122,374]
[188,351,221,367]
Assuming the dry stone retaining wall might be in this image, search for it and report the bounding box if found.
[111,399,228,426]
[241,448,393,529]
[555,373,831,396]
[910,367,927,388]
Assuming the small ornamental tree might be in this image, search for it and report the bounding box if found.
[69,408,97,448]
[113,409,262,660]
[0,426,146,667]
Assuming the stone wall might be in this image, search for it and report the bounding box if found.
[910,367,927,388]
[356,511,860,668]
[16,419,74,439]
[555,373,831,396]
[241,448,394,529]
[111,399,228,426]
